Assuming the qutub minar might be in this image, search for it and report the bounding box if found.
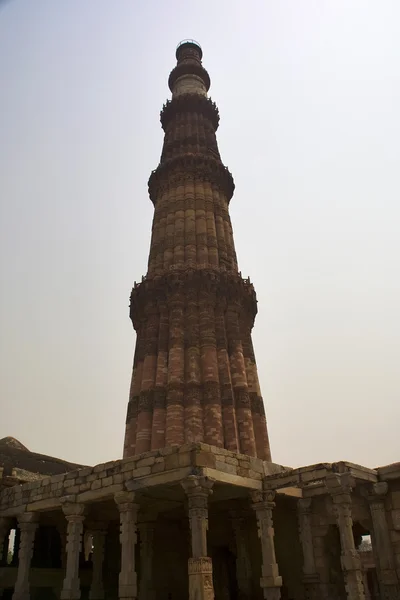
[0,40,399,600]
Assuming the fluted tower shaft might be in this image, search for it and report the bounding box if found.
[124,41,271,460]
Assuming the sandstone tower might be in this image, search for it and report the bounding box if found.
[124,40,271,461]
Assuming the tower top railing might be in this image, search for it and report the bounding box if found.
[176,39,202,59]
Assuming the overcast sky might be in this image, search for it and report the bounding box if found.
[1,1,399,469]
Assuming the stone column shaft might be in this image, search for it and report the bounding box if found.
[138,519,156,600]
[115,492,139,600]
[182,476,215,600]
[230,512,252,599]
[326,474,365,600]
[0,517,11,566]
[251,490,282,600]
[61,502,86,600]
[12,513,38,600]
[89,527,107,600]
[364,482,400,599]
[297,498,321,600]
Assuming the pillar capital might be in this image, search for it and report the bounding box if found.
[250,489,276,511]
[16,512,39,532]
[361,481,388,505]
[325,472,355,503]
[182,476,214,511]
[61,496,86,520]
[114,490,138,512]
[297,497,312,514]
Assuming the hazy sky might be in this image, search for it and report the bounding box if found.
[1,1,399,469]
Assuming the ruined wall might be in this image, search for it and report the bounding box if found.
[386,479,400,578]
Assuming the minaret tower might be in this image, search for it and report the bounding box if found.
[124,41,271,461]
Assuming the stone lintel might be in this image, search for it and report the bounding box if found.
[77,483,124,503]
[277,486,302,498]
[126,467,193,491]
[0,505,28,517]
[377,462,400,480]
[263,460,378,494]
[202,467,262,490]
[27,498,62,512]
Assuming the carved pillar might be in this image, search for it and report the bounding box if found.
[12,513,38,600]
[182,476,215,600]
[138,516,156,600]
[326,474,365,600]
[88,524,107,600]
[297,498,320,599]
[0,517,11,566]
[363,482,400,600]
[250,490,282,600]
[115,491,139,600]
[60,502,86,600]
[230,511,252,600]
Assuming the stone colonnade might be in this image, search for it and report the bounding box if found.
[294,473,400,600]
[4,472,399,600]
[1,475,282,600]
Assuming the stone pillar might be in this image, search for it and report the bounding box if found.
[297,498,320,600]
[250,490,282,600]
[326,473,365,600]
[12,512,39,600]
[182,476,215,600]
[115,491,139,600]
[138,516,156,600]
[60,501,86,600]
[363,482,400,600]
[230,511,252,600]
[0,517,11,566]
[89,524,107,600]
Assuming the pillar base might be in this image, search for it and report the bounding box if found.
[60,589,81,600]
[118,582,137,600]
[261,588,281,600]
[343,571,365,600]
[188,557,215,600]
[89,587,105,600]
[302,574,321,600]
[382,583,400,600]
[12,593,30,600]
